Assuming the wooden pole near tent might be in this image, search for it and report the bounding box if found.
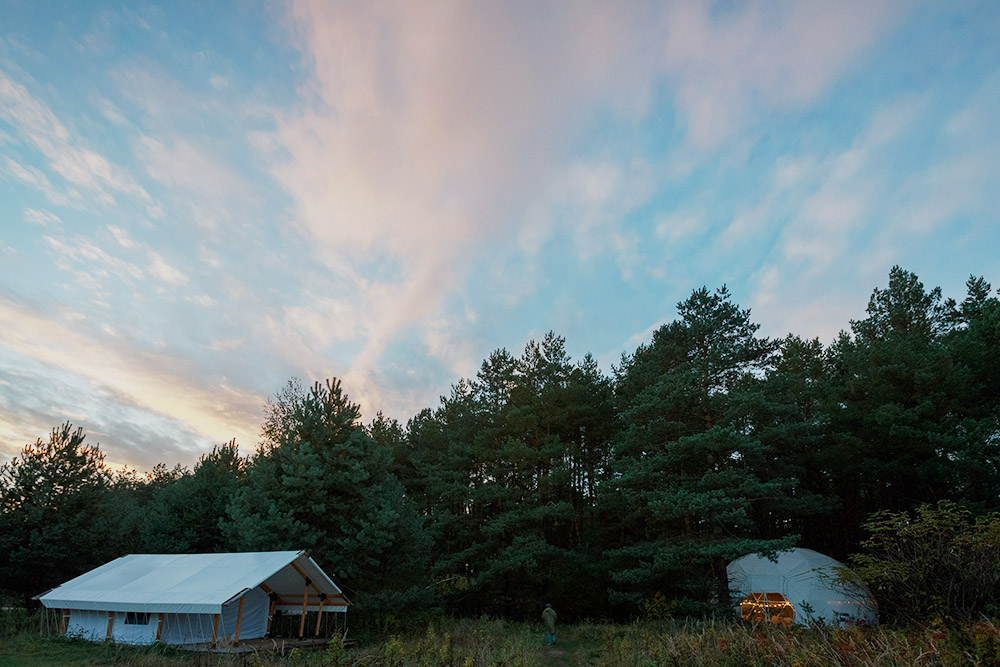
[314,594,326,637]
[105,611,114,641]
[155,613,164,641]
[299,579,310,638]
[211,613,219,647]
[60,609,69,635]
[233,595,246,644]
[266,595,277,635]
[260,583,278,636]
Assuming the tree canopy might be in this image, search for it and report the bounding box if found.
[2,267,999,624]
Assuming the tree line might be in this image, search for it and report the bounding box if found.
[1,266,998,624]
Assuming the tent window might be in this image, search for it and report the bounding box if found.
[125,612,151,625]
[740,592,794,626]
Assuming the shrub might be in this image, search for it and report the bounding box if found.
[849,501,1000,625]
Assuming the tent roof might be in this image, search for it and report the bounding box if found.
[37,551,349,615]
[729,548,843,579]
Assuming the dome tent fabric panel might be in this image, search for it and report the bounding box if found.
[727,548,877,626]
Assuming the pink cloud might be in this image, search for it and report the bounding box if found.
[275,0,905,263]
[267,0,908,406]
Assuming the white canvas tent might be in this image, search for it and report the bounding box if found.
[727,548,877,627]
[36,551,349,645]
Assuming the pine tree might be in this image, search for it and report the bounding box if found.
[607,287,796,614]
[0,424,112,599]
[832,267,961,521]
[946,276,1000,510]
[743,336,839,554]
[141,441,247,553]
[222,379,430,614]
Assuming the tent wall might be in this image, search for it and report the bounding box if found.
[111,612,158,644]
[67,610,109,641]
[66,610,157,644]
[160,613,216,645]
[62,586,272,646]
[160,586,271,645]
[223,586,269,641]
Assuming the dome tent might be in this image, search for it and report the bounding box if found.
[727,548,877,627]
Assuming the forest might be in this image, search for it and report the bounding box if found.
[2,266,999,628]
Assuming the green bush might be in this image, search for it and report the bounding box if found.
[850,501,1000,625]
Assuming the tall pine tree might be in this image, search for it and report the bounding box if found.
[222,379,430,614]
[607,287,797,614]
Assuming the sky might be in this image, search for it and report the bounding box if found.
[1,0,998,471]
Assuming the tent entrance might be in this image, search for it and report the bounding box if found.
[740,592,794,626]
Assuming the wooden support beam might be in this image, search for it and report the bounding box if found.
[233,596,246,644]
[298,582,309,638]
[105,611,114,641]
[60,609,70,635]
[211,613,219,647]
[155,613,164,641]
[259,582,273,594]
[290,561,323,595]
[314,597,325,637]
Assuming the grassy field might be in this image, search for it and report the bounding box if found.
[4,612,1000,666]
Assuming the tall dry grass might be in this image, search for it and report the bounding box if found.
[589,618,1000,667]
[0,608,544,667]
[5,605,1000,666]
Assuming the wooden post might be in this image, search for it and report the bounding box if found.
[290,561,323,595]
[266,594,277,635]
[298,580,310,638]
[155,613,164,641]
[105,611,114,641]
[233,596,246,644]
[211,613,219,647]
[60,609,70,635]
[314,595,325,637]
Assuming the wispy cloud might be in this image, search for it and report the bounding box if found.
[746,88,998,342]
[0,68,151,206]
[2,156,73,206]
[661,1,904,148]
[24,207,62,227]
[138,135,249,199]
[270,0,905,405]
[0,295,263,463]
[2,0,993,473]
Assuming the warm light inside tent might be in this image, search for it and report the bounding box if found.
[740,592,794,626]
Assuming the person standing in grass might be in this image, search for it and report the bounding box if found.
[542,603,557,645]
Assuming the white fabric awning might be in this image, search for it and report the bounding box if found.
[38,551,349,615]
